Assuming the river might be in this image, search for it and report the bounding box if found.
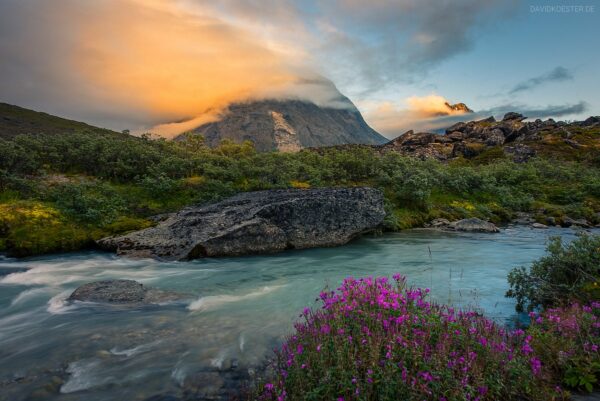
[0,226,594,400]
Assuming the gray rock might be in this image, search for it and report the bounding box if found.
[512,212,534,225]
[562,216,590,228]
[98,188,385,260]
[68,280,183,304]
[446,131,465,141]
[449,218,500,233]
[531,223,548,229]
[484,128,505,146]
[502,112,525,121]
[430,218,450,227]
[504,144,536,163]
[445,122,467,134]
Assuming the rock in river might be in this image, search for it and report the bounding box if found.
[448,218,500,233]
[98,187,386,260]
[68,280,183,304]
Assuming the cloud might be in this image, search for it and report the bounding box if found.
[366,98,589,138]
[509,66,574,94]
[0,0,521,136]
[364,94,473,137]
[485,101,588,119]
[0,0,344,135]
[314,0,518,93]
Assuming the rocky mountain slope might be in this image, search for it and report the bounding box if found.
[179,98,387,152]
[378,112,600,162]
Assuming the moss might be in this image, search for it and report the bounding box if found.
[290,180,311,189]
[389,208,428,230]
[101,216,153,236]
[0,201,93,256]
[471,146,507,165]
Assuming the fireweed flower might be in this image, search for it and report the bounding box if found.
[530,357,542,376]
[257,276,600,400]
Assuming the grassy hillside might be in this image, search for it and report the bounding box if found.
[0,104,599,257]
[0,102,119,138]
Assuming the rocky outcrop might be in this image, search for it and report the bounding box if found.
[380,130,453,160]
[98,188,386,260]
[377,112,600,163]
[68,280,183,304]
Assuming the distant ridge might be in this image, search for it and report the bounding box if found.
[0,102,118,138]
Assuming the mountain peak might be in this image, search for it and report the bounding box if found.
[178,97,387,152]
[444,102,474,114]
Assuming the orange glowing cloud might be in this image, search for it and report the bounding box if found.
[364,94,473,137]
[69,0,311,136]
[0,0,338,137]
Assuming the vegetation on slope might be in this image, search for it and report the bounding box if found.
[0,105,599,256]
[1,135,599,257]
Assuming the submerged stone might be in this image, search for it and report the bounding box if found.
[68,280,183,304]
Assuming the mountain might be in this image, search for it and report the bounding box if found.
[444,102,473,114]
[179,97,387,152]
[0,102,118,138]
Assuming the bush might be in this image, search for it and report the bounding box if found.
[528,303,600,393]
[48,181,126,225]
[506,234,600,312]
[254,276,574,401]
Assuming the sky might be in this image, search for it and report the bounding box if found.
[0,0,598,138]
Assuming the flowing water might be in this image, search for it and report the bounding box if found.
[0,226,595,400]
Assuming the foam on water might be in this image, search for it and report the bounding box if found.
[60,359,103,393]
[187,285,286,311]
[10,287,51,307]
[110,340,162,357]
[46,290,78,314]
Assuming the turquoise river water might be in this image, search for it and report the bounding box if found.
[0,226,595,400]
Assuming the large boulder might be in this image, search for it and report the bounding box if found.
[98,188,386,260]
[68,280,183,304]
[448,218,500,233]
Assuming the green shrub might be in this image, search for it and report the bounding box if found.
[48,182,126,225]
[506,234,600,312]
